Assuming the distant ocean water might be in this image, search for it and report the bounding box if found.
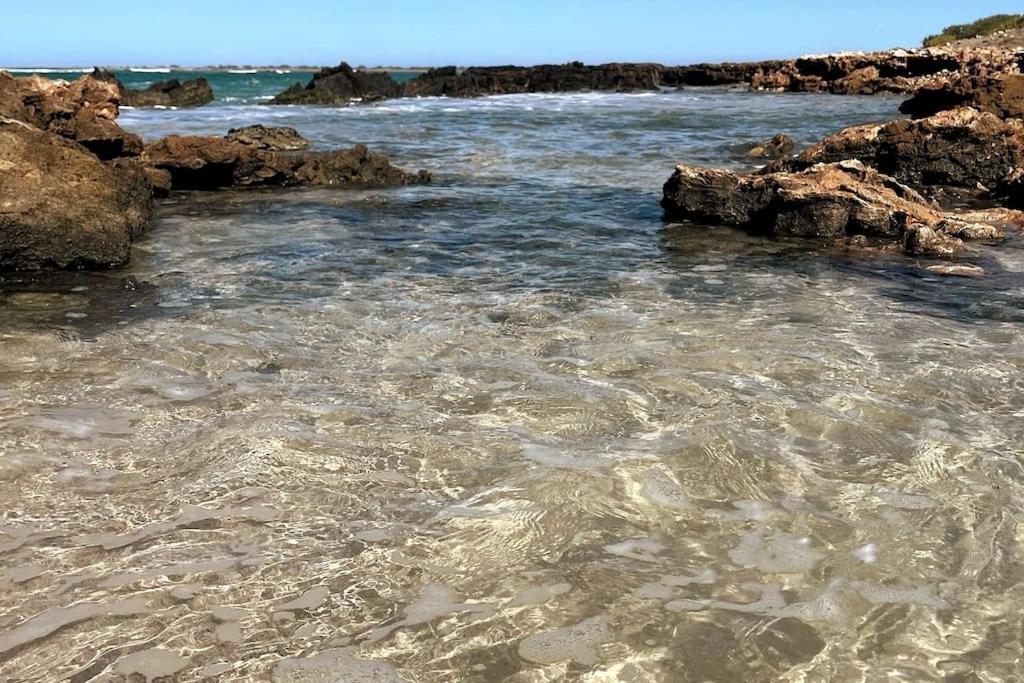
[3,68,423,103]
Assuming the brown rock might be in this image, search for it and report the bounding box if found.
[0,70,142,160]
[270,63,402,105]
[747,134,795,159]
[226,125,310,151]
[661,159,1006,259]
[142,135,429,191]
[900,73,1024,119]
[0,118,152,270]
[772,108,1024,192]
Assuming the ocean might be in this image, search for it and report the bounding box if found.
[2,75,1023,680]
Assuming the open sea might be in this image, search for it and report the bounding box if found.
[1,71,1023,681]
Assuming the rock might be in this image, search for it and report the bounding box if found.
[993,168,1024,207]
[269,63,402,105]
[903,225,963,257]
[226,125,310,151]
[900,74,1024,118]
[660,159,1007,259]
[402,62,664,98]
[0,118,152,270]
[142,166,173,198]
[0,70,142,160]
[122,77,214,108]
[142,135,430,191]
[925,263,985,277]
[771,108,1024,192]
[747,134,795,159]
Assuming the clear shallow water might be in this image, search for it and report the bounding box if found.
[2,91,1024,681]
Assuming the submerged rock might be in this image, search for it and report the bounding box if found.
[661,159,1010,259]
[771,108,1024,192]
[0,118,152,270]
[269,62,402,105]
[226,125,310,151]
[900,73,1024,119]
[747,133,795,159]
[142,134,430,190]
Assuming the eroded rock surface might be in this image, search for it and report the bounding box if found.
[226,125,310,151]
[770,108,1024,192]
[142,134,430,190]
[661,160,1013,258]
[0,118,153,270]
[900,73,1024,119]
[402,62,664,97]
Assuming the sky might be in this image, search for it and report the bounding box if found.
[2,1,1022,67]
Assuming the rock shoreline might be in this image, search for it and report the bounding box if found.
[0,71,430,271]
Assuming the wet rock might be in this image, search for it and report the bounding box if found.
[900,73,1024,119]
[269,62,402,105]
[142,134,430,190]
[925,263,986,277]
[0,118,153,270]
[0,70,142,160]
[226,124,310,151]
[771,108,1024,192]
[747,133,795,159]
[903,225,963,258]
[661,159,1008,259]
[122,77,214,108]
[402,62,664,98]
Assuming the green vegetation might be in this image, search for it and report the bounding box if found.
[923,14,1024,47]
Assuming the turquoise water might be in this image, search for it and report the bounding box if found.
[4,68,422,103]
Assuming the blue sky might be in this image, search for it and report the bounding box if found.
[2,1,1022,67]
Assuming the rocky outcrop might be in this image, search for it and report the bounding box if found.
[0,118,153,270]
[899,73,1024,118]
[770,108,1024,193]
[0,70,142,159]
[661,160,1012,258]
[226,125,310,150]
[665,45,1024,95]
[402,62,664,97]
[142,133,430,190]
[748,134,795,159]
[269,63,402,105]
[123,77,214,108]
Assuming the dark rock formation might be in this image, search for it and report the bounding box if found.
[269,63,402,105]
[0,117,153,270]
[226,125,310,150]
[747,134,795,159]
[900,73,1024,118]
[661,159,1011,258]
[770,108,1024,192]
[142,135,430,190]
[122,77,215,108]
[0,70,142,159]
[664,46,1023,95]
[402,62,664,97]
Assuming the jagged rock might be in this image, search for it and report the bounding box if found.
[142,135,430,190]
[770,108,1024,192]
[269,63,402,105]
[402,62,664,97]
[661,159,1010,259]
[903,225,964,257]
[747,134,795,159]
[226,125,310,151]
[900,73,1024,118]
[0,118,152,270]
[122,77,214,108]
[0,70,142,159]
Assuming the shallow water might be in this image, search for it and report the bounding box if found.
[2,90,1024,681]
